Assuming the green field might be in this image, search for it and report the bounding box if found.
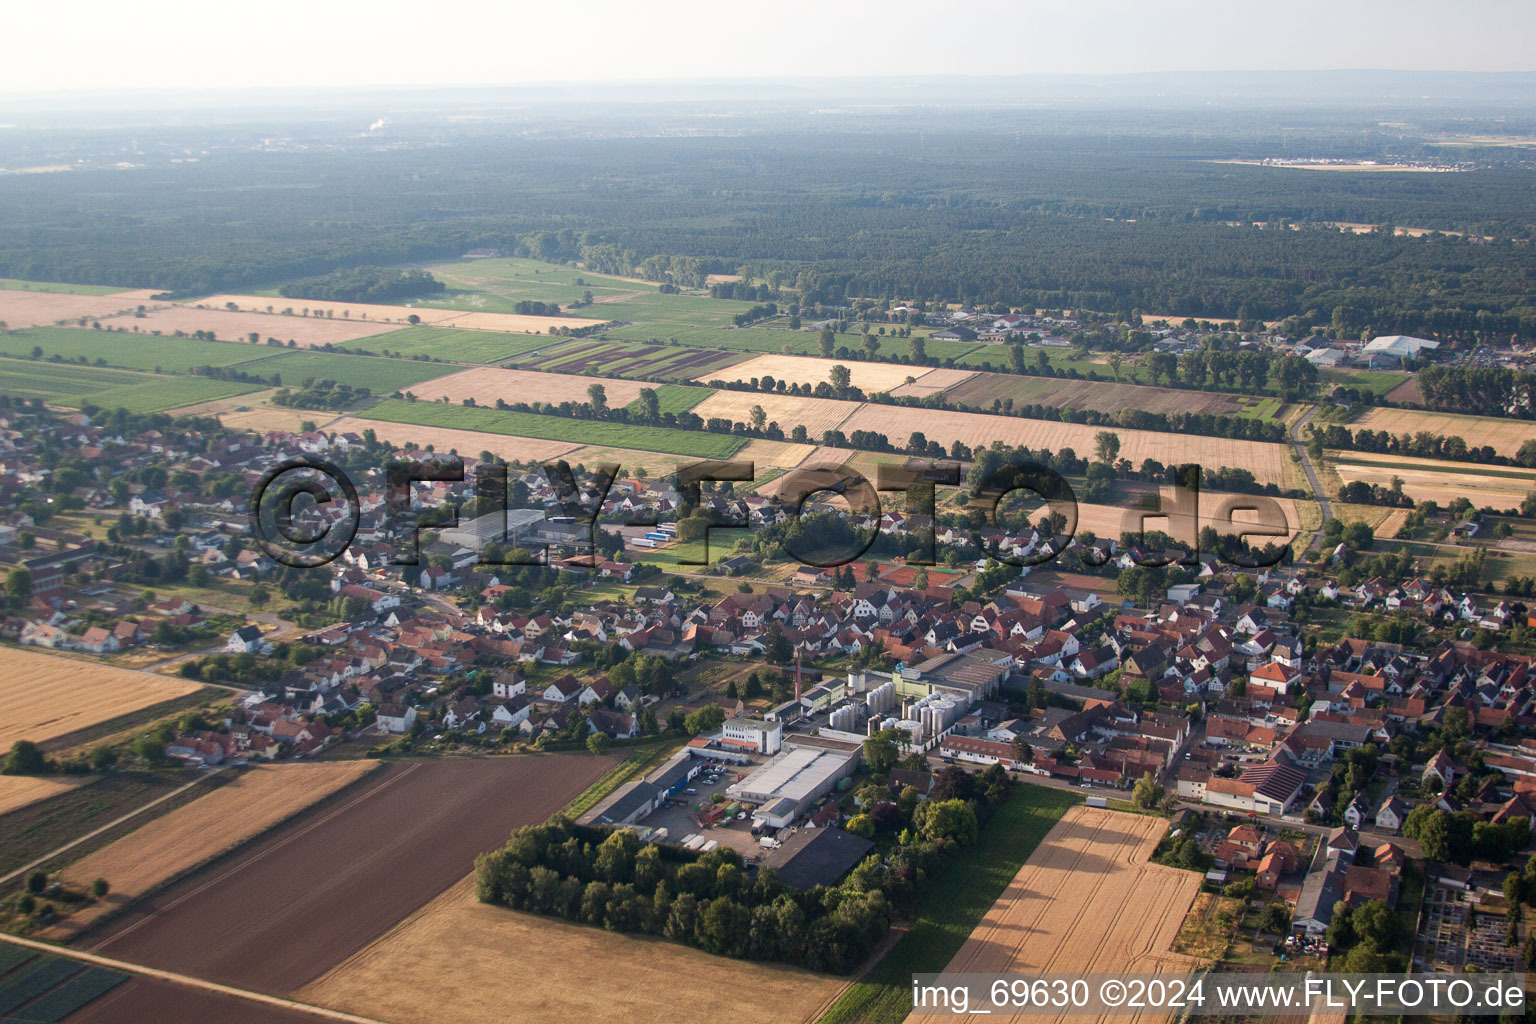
[818,785,1079,1024]
[358,398,747,459]
[347,326,562,364]
[0,278,130,295]
[1321,368,1409,398]
[418,257,661,313]
[625,383,713,416]
[0,357,264,412]
[0,327,275,372]
[238,350,455,393]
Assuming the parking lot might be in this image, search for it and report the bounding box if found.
[642,761,766,859]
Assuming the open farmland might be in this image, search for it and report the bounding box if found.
[929,806,1202,1024]
[0,327,275,372]
[412,366,662,408]
[81,374,264,414]
[355,399,746,459]
[696,353,975,396]
[55,762,378,935]
[0,650,203,747]
[1331,451,1535,509]
[298,877,845,1024]
[98,306,406,348]
[691,391,858,439]
[0,278,130,295]
[0,288,165,329]
[189,294,604,334]
[945,373,1262,418]
[237,350,455,394]
[837,404,1298,487]
[163,389,322,433]
[346,325,560,364]
[514,337,748,381]
[1072,491,1302,546]
[0,774,86,817]
[1348,407,1536,459]
[322,415,582,462]
[84,755,618,995]
[423,257,662,311]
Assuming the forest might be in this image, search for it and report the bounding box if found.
[0,116,1533,330]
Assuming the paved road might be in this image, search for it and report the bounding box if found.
[1288,404,1333,559]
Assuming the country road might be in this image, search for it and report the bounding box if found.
[1288,405,1333,559]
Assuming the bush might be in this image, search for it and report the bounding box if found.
[91,878,110,899]
[26,870,47,895]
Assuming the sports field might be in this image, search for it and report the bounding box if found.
[299,876,846,1024]
[0,649,203,747]
[356,399,746,459]
[928,806,1202,1024]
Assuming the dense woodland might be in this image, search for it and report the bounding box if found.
[1,110,1534,331]
[276,267,445,304]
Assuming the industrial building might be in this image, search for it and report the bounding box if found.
[439,508,547,552]
[587,752,702,827]
[727,746,860,829]
[719,716,783,754]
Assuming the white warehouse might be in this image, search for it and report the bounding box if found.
[727,746,858,829]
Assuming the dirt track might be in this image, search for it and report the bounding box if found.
[81,755,617,996]
[926,806,1202,1024]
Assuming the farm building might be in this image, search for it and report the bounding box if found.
[1361,335,1439,366]
[728,747,859,828]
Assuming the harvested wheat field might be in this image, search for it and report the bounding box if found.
[691,390,857,439]
[736,438,818,469]
[55,761,378,935]
[414,366,654,409]
[0,289,166,329]
[190,294,602,335]
[1073,491,1301,547]
[698,353,973,396]
[1,649,202,747]
[0,773,87,817]
[1331,451,1535,509]
[1350,407,1535,459]
[165,388,319,433]
[944,373,1253,418]
[925,806,1202,1024]
[838,405,1297,488]
[99,306,404,348]
[322,416,581,463]
[300,876,845,1024]
[888,370,977,399]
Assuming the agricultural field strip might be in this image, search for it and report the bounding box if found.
[928,806,1201,1024]
[0,933,385,1024]
[55,763,380,935]
[0,289,168,330]
[406,366,712,411]
[356,399,745,460]
[0,649,203,748]
[298,876,845,1024]
[1348,407,1536,459]
[186,294,605,334]
[0,775,87,819]
[84,757,620,997]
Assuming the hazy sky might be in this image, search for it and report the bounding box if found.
[8,0,1535,94]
